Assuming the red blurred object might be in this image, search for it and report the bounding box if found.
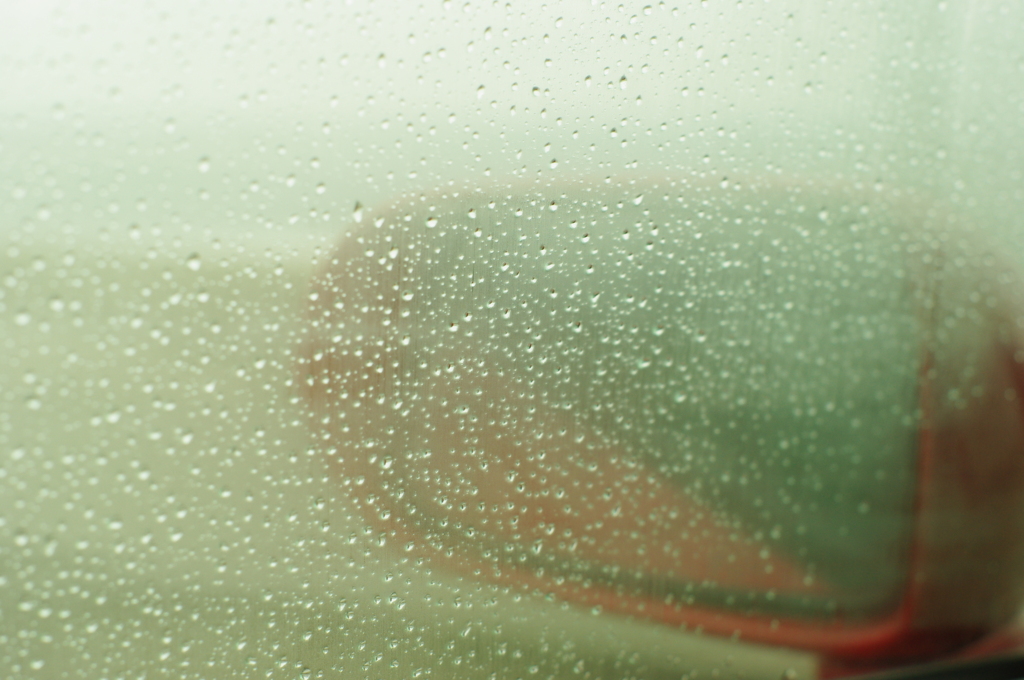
[302,178,1024,674]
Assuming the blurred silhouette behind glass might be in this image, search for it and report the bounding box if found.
[305,177,1024,665]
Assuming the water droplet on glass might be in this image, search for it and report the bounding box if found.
[197,157,210,173]
[186,254,201,271]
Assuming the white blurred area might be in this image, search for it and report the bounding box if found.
[2,1,1023,678]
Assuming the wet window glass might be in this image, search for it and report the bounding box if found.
[3,2,1024,679]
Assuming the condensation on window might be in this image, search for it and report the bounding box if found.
[2,2,1024,679]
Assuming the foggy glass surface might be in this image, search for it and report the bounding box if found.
[3,2,1024,679]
